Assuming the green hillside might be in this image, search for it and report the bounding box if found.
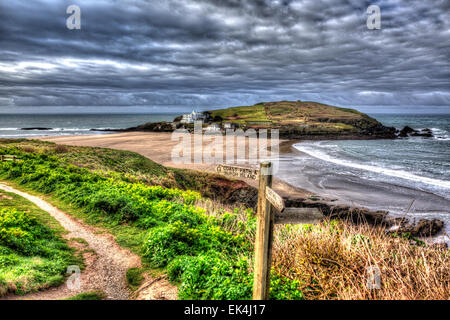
[206,101,395,138]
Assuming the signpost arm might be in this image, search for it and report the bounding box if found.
[253,161,273,300]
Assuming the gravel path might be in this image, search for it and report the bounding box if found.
[0,183,142,300]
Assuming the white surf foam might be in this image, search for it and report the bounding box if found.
[294,143,450,189]
[430,128,450,141]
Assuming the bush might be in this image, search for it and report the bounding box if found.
[126,268,144,290]
[0,208,47,255]
[0,208,77,296]
[168,253,253,300]
[143,219,245,268]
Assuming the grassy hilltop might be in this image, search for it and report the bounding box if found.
[205,101,396,138]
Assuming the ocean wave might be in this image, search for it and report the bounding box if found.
[430,128,450,141]
[294,143,450,189]
[34,128,92,131]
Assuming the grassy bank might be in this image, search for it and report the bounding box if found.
[3,139,257,208]
[0,139,448,300]
[0,189,82,296]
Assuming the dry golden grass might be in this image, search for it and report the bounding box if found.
[272,220,449,300]
[197,199,449,300]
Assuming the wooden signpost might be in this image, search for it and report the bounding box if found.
[215,161,324,300]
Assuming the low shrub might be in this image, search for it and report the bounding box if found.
[0,208,77,296]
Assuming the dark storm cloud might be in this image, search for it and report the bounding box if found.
[0,0,449,110]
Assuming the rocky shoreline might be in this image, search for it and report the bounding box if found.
[91,118,439,141]
[219,179,445,240]
[91,120,398,139]
[397,126,434,138]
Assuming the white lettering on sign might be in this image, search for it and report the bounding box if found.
[216,164,259,180]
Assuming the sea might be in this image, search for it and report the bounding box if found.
[0,113,178,138]
[278,114,450,242]
[0,112,449,241]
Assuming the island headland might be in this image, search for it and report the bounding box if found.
[93,100,401,140]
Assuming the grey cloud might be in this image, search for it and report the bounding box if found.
[0,0,449,111]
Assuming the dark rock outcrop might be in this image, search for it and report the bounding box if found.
[398,126,434,138]
[411,219,444,236]
[283,196,444,237]
[411,129,433,138]
[92,121,175,133]
[21,127,53,131]
[284,197,389,225]
[386,218,444,237]
[398,126,415,137]
[124,122,174,132]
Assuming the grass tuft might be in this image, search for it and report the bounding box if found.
[64,290,106,300]
[126,267,145,290]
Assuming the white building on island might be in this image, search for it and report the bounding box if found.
[181,111,205,124]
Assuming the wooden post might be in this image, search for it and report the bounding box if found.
[252,161,273,300]
[215,162,324,300]
[0,155,3,162]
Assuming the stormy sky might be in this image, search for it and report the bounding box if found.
[0,0,449,113]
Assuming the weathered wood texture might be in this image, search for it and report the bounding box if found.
[252,161,273,300]
[265,186,285,212]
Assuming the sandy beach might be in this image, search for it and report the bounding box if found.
[35,132,313,199]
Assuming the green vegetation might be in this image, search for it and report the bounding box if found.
[64,290,106,300]
[0,141,302,300]
[126,267,145,290]
[206,101,391,137]
[0,189,81,296]
[208,104,269,124]
[2,139,250,204]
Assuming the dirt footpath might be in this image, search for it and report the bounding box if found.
[0,183,177,300]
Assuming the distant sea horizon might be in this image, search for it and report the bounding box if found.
[0,113,179,138]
